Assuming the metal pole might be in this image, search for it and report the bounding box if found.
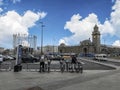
[40,22,45,55]
[41,24,43,55]
[16,45,19,65]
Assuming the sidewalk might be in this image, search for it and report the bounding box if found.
[56,70,120,90]
[0,70,110,90]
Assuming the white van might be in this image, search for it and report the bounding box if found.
[94,54,107,61]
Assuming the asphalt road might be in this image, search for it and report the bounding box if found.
[80,60,115,70]
[94,60,120,66]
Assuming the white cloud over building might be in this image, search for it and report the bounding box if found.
[112,40,120,47]
[59,0,120,47]
[0,10,47,48]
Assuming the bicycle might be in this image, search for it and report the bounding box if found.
[60,59,65,73]
[47,60,51,73]
[75,62,83,73]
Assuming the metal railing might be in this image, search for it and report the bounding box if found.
[0,61,83,73]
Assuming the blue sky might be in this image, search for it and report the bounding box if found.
[0,0,120,49]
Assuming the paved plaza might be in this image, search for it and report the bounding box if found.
[0,70,115,90]
[0,58,120,90]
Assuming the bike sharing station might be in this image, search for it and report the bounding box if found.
[38,55,83,74]
[13,45,83,73]
[14,45,22,72]
[14,46,83,73]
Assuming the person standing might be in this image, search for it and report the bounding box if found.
[71,55,77,72]
[39,55,45,72]
[71,55,77,64]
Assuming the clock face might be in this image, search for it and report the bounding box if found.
[93,35,96,39]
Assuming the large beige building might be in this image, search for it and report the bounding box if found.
[0,47,4,54]
[58,25,120,56]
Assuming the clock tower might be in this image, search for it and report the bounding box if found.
[92,25,101,53]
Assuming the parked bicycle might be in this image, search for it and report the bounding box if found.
[75,62,83,73]
[47,59,51,73]
[60,59,65,73]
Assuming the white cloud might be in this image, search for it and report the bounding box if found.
[0,10,47,48]
[37,12,47,19]
[112,40,120,47]
[11,0,21,4]
[59,39,68,45]
[0,8,3,12]
[60,13,99,45]
[99,20,114,35]
[59,0,120,47]
[110,0,120,37]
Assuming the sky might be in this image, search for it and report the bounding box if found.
[0,0,120,49]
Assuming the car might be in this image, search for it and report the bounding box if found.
[93,54,108,61]
[46,55,63,60]
[2,55,14,61]
[0,54,3,63]
[6,55,14,60]
[21,54,39,63]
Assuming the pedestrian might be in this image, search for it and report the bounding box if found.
[71,55,77,72]
[39,55,45,72]
[71,55,77,64]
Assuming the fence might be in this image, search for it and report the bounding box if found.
[0,63,12,71]
[0,61,83,73]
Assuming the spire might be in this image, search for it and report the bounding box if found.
[94,24,98,31]
[92,24,100,35]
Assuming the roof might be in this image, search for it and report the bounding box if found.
[80,39,92,45]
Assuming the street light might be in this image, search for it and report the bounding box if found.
[40,22,45,55]
[39,22,45,72]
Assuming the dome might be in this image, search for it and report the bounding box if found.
[60,43,66,47]
[80,39,92,45]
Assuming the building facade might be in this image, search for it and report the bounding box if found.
[58,25,120,56]
[0,47,4,54]
[36,45,58,55]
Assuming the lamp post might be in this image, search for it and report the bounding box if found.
[53,38,55,54]
[40,22,45,55]
[39,22,45,72]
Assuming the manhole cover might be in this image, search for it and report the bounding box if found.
[26,86,43,90]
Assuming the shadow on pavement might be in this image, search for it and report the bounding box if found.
[25,86,44,90]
